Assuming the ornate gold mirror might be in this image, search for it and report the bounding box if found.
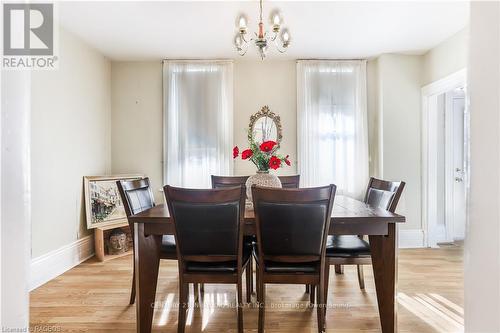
[248,106,283,146]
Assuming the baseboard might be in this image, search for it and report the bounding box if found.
[399,229,425,248]
[30,235,94,291]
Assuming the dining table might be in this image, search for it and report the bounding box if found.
[129,195,405,333]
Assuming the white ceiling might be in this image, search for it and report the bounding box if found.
[59,1,469,61]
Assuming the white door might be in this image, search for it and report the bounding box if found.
[445,89,466,241]
[451,93,466,240]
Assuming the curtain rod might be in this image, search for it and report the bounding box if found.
[296,59,367,63]
[162,59,233,63]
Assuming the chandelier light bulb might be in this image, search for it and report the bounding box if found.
[281,28,290,45]
[238,15,248,33]
[271,11,282,31]
[273,14,280,25]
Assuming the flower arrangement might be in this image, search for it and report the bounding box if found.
[233,132,291,172]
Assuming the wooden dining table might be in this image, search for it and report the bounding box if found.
[129,195,405,333]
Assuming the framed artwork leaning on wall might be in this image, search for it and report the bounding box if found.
[83,174,143,229]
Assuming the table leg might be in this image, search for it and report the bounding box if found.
[369,223,397,333]
[135,223,162,333]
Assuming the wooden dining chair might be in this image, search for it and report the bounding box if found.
[211,175,249,188]
[211,175,300,189]
[164,185,251,333]
[278,175,300,188]
[324,177,405,297]
[117,177,177,305]
[211,174,302,302]
[252,185,336,333]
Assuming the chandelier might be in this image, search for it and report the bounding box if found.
[233,0,291,60]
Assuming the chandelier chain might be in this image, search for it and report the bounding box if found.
[259,0,263,23]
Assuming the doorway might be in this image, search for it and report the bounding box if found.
[422,69,468,247]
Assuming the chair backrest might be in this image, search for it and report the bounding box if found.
[116,178,155,218]
[364,177,405,213]
[212,175,300,189]
[211,175,249,189]
[164,185,246,265]
[252,185,336,263]
[278,175,300,189]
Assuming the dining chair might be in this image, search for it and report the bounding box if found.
[117,177,177,305]
[212,175,300,188]
[164,185,251,333]
[211,175,249,188]
[211,175,300,189]
[211,174,302,302]
[278,175,300,188]
[252,184,336,333]
[325,177,405,296]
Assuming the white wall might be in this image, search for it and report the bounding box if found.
[465,2,500,331]
[111,62,163,202]
[422,28,468,86]
[31,28,111,258]
[368,54,424,235]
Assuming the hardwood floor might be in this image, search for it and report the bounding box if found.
[30,244,463,332]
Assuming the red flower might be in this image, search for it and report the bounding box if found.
[260,141,277,153]
[284,155,291,166]
[241,149,253,160]
[233,146,239,159]
[269,156,281,170]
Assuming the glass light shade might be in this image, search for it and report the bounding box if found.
[237,15,248,30]
[280,28,290,44]
[270,11,281,26]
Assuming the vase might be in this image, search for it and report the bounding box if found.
[245,171,282,206]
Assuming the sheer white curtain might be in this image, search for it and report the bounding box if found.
[163,60,233,188]
[297,60,369,199]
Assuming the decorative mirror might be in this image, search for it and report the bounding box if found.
[248,105,283,146]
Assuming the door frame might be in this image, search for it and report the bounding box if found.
[421,69,467,248]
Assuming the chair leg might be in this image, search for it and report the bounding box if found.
[194,283,199,303]
[246,260,253,303]
[178,282,189,333]
[323,265,330,319]
[237,277,244,333]
[305,284,310,293]
[200,283,204,293]
[357,265,365,290]
[334,264,343,274]
[310,284,316,305]
[257,272,266,333]
[317,276,326,333]
[129,263,136,305]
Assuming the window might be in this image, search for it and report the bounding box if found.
[297,60,369,198]
[163,60,233,188]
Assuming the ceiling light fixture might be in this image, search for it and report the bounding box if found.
[233,0,291,60]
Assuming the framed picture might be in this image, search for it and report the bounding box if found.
[84,174,143,229]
